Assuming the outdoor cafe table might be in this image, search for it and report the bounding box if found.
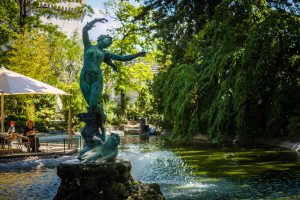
[27,133,48,152]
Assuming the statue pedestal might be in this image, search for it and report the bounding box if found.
[54,159,165,200]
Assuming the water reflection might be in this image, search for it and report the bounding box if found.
[0,169,60,200]
[119,137,300,199]
[0,135,299,200]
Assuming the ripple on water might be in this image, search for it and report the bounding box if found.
[0,155,77,199]
[0,136,300,200]
[0,169,59,200]
[119,142,300,200]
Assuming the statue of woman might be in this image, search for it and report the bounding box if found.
[78,18,146,163]
[80,18,146,118]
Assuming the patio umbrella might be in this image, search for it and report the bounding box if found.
[0,67,70,135]
[0,67,69,96]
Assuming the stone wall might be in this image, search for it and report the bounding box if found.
[55,159,165,200]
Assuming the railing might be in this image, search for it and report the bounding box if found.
[0,133,82,156]
[39,134,81,154]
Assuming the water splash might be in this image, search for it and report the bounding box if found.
[0,136,299,200]
[119,143,217,199]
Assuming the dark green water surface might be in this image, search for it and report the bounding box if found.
[120,136,300,200]
[172,145,299,199]
[0,135,299,200]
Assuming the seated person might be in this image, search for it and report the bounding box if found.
[6,120,19,141]
[1,121,18,145]
[7,121,16,134]
[23,120,40,152]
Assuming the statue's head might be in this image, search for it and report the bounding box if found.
[97,35,113,48]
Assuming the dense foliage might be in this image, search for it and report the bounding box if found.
[2,0,156,131]
[1,0,299,140]
[102,0,157,124]
[4,29,85,131]
[145,0,300,141]
[139,0,222,63]
[1,0,87,131]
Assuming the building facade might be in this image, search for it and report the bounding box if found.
[41,0,86,38]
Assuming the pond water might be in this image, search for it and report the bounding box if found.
[38,133,81,144]
[0,135,299,200]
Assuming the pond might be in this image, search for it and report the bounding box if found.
[0,135,299,200]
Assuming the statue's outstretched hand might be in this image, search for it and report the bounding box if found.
[138,52,147,57]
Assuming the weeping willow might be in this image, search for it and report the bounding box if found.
[152,0,300,142]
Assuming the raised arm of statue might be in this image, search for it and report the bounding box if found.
[107,52,146,62]
[82,18,108,48]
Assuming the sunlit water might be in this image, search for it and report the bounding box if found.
[0,135,299,200]
[38,134,81,144]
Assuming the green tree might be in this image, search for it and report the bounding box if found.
[50,32,85,131]
[6,30,56,121]
[0,0,18,46]
[138,0,222,63]
[236,11,300,139]
[8,30,53,82]
[1,1,89,128]
[0,0,91,66]
[6,29,85,127]
[150,0,300,142]
[139,0,298,64]
[15,0,91,33]
[103,0,155,121]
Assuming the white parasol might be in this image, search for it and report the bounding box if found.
[0,67,70,133]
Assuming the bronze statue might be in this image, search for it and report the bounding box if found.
[78,18,146,163]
